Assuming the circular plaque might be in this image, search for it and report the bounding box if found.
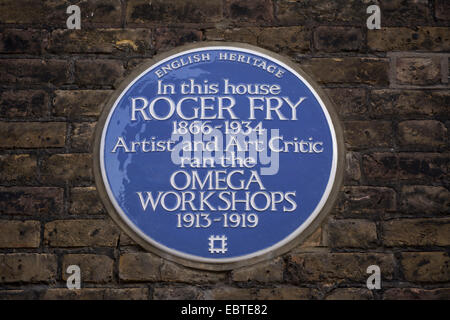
[94,42,344,270]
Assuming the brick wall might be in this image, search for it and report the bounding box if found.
[0,0,449,300]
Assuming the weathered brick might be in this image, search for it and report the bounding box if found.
[314,27,363,52]
[0,0,122,26]
[74,59,124,86]
[153,28,202,52]
[69,187,104,215]
[0,29,48,54]
[275,0,368,25]
[383,218,450,247]
[62,254,114,283]
[325,288,373,300]
[397,153,448,181]
[398,120,447,150]
[286,253,395,283]
[0,253,57,283]
[119,252,163,281]
[0,59,69,85]
[396,57,441,85]
[204,286,317,300]
[44,219,120,247]
[324,88,367,117]
[301,58,389,85]
[47,0,123,27]
[336,186,397,215]
[0,220,40,248]
[160,261,226,283]
[71,122,96,152]
[328,219,378,248]
[255,287,318,300]
[0,90,49,119]
[0,290,35,300]
[53,90,112,119]
[0,122,66,148]
[344,152,362,183]
[344,121,392,149]
[384,288,450,300]
[42,288,148,300]
[370,90,449,117]
[154,286,204,300]
[231,258,284,283]
[296,226,323,249]
[40,154,93,185]
[401,252,449,282]
[205,27,258,44]
[126,0,222,24]
[435,0,450,21]
[258,27,310,54]
[0,154,37,184]
[362,153,448,182]
[48,29,152,54]
[380,1,432,26]
[224,0,273,24]
[400,185,450,214]
[0,187,63,215]
[0,0,46,24]
[368,27,450,52]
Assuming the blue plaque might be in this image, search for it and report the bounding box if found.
[94,43,344,269]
